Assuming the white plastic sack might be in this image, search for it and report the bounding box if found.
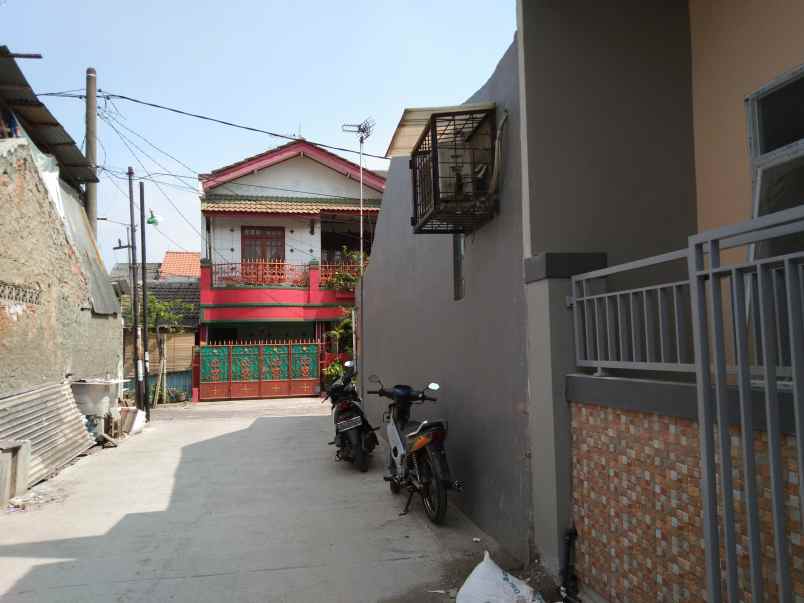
[129,410,146,435]
[457,551,544,603]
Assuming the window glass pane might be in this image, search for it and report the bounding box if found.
[756,156,804,257]
[759,75,804,154]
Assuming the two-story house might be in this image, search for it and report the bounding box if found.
[196,139,384,400]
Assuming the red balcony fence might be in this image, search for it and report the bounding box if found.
[212,261,309,287]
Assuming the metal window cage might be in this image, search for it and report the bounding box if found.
[410,108,497,234]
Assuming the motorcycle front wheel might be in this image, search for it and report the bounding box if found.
[420,449,447,524]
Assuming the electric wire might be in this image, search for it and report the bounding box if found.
[101,113,230,263]
[38,89,390,160]
[98,114,373,201]
[94,118,374,259]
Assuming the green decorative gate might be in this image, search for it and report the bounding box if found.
[199,340,321,400]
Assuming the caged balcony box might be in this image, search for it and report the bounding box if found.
[410,105,498,234]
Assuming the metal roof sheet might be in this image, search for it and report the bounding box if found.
[201,194,381,215]
[385,101,496,157]
[61,182,120,315]
[0,47,96,190]
[0,382,94,487]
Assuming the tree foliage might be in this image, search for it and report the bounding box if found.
[123,293,193,332]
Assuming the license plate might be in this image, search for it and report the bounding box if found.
[336,416,362,432]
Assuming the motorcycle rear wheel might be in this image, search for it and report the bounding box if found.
[388,450,401,493]
[348,429,369,472]
[420,449,447,524]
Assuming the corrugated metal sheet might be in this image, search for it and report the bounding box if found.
[385,101,496,157]
[0,382,94,487]
[0,47,96,189]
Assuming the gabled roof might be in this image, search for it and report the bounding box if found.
[199,140,386,194]
[160,251,200,279]
[201,194,381,215]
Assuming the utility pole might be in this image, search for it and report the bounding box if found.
[127,167,143,412]
[85,67,98,237]
[139,181,150,421]
[341,118,374,393]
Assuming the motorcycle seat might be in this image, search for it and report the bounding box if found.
[406,419,447,439]
[403,420,422,437]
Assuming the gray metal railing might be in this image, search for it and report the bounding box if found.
[571,204,804,602]
[689,205,804,603]
[572,248,694,373]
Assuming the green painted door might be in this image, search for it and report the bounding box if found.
[200,347,229,383]
[291,343,319,380]
[231,345,259,381]
[262,345,289,381]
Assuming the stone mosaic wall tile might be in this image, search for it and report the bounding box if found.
[570,403,802,602]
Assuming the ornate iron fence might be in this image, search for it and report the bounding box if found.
[211,261,309,287]
[199,339,320,400]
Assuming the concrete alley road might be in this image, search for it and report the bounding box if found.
[0,398,514,603]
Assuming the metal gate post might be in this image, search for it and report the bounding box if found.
[687,241,722,603]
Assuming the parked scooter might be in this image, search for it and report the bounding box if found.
[322,361,378,472]
[366,374,462,524]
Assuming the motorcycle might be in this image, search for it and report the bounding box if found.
[322,361,378,472]
[366,373,462,524]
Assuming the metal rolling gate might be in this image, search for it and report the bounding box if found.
[199,340,320,400]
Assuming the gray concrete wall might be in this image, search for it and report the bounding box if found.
[518,0,698,263]
[0,140,122,395]
[361,39,532,562]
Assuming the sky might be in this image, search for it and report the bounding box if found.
[11,1,516,267]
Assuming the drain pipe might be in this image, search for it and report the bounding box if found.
[560,526,580,602]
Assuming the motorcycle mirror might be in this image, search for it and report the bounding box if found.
[344,360,354,369]
[368,374,380,384]
[427,382,440,391]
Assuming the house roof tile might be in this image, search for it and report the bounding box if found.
[201,194,381,215]
[160,251,201,279]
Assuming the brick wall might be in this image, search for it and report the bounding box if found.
[0,140,122,394]
[570,402,803,601]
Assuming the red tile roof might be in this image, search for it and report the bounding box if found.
[160,251,201,279]
[201,194,380,215]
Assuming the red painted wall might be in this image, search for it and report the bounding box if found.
[200,265,353,323]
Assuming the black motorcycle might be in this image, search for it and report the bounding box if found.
[322,361,378,472]
[366,374,462,524]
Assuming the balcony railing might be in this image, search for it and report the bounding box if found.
[571,205,804,378]
[211,261,309,288]
[319,263,365,290]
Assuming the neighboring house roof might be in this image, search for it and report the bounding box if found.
[0,47,96,190]
[110,262,162,282]
[201,194,381,215]
[149,280,200,328]
[160,251,200,279]
[120,280,200,329]
[199,140,386,193]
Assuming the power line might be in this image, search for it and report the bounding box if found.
[40,89,390,161]
[101,113,229,263]
[97,114,374,201]
[105,113,198,175]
